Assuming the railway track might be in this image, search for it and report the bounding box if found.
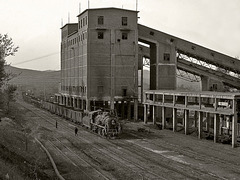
[111,139,224,180]
[19,99,239,179]
[125,131,240,177]
[20,101,164,179]
[32,109,165,179]
[28,105,190,179]
[48,139,111,180]
[19,101,112,180]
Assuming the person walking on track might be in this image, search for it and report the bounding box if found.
[75,127,78,136]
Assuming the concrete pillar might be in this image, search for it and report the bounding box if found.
[162,107,166,129]
[194,111,198,128]
[198,112,203,139]
[110,99,114,110]
[144,104,147,124]
[134,99,138,122]
[173,108,177,132]
[72,97,75,108]
[86,99,90,111]
[182,110,185,127]
[156,43,177,90]
[66,97,69,106]
[219,115,223,135]
[60,96,63,105]
[77,98,80,109]
[150,44,157,90]
[232,100,237,148]
[152,94,156,124]
[214,114,220,143]
[205,112,210,131]
[199,95,202,109]
[81,98,84,110]
[93,101,96,111]
[69,97,72,107]
[141,68,143,103]
[115,101,119,110]
[127,101,131,120]
[121,101,125,119]
[214,98,218,111]
[153,106,156,125]
[185,110,189,135]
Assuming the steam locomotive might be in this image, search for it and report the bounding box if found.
[83,109,122,137]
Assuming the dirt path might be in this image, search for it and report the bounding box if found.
[2,97,240,179]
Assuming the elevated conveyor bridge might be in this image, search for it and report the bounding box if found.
[138,24,240,90]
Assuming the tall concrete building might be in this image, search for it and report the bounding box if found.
[56,8,139,119]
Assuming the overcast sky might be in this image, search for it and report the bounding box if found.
[1,0,240,71]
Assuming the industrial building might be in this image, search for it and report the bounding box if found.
[56,8,139,120]
[55,7,240,147]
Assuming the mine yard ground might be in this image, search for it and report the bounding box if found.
[1,95,240,180]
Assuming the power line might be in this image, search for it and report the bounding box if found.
[13,52,59,65]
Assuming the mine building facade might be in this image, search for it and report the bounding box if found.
[56,8,139,119]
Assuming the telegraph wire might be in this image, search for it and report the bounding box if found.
[13,52,59,65]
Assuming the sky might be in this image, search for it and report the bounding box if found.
[1,0,240,71]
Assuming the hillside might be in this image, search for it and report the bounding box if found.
[4,66,200,99]
[4,66,60,98]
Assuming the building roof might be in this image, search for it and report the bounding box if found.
[60,23,78,30]
[77,7,138,17]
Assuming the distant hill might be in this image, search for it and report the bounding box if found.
[4,66,200,99]
[4,65,60,98]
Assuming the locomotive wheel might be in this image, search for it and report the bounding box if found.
[98,128,102,135]
[102,129,106,136]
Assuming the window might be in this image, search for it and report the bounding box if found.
[98,16,104,25]
[98,32,104,39]
[122,88,127,96]
[85,16,88,25]
[212,84,218,91]
[163,53,170,61]
[122,32,128,40]
[122,17,128,26]
[83,18,85,26]
[81,19,83,28]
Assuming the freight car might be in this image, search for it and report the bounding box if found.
[23,93,122,138]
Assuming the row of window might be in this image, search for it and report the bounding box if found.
[97,31,128,40]
[78,16,128,29]
[62,86,126,96]
[98,16,128,26]
[62,32,87,48]
[62,85,87,93]
[79,16,88,29]
[62,30,129,48]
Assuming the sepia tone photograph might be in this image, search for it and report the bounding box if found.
[0,0,240,179]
